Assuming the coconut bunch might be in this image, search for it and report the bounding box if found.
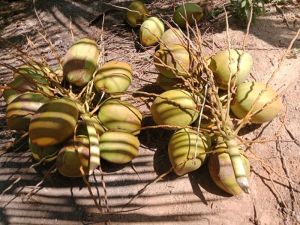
[2,37,142,178]
[143,13,283,196]
[126,1,203,47]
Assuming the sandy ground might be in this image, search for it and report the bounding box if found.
[0,1,300,225]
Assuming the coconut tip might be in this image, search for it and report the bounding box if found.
[237,177,250,194]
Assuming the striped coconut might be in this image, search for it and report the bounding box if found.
[231,82,282,123]
[154,44,190,78]
[98,99,142,135]
[99,131,140,164]
[168,128,211,176]
[150,89,199,127]
[63,38,100,87]
[29,98,79,147]
[6,93,49,131]
[208,49,253,90]
[56,135,90,177]
[94,61,132,94]
[140,17,165,46]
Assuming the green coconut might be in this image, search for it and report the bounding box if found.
[29,98,79,147]
[63,38,100,87]
[126,0,148,27]
[154,44,190,78]
[160,28,185,48]
[3,65,53,104]
[140,17,165,46]
[30,139,60,162]
[231,82,283,123]
[94,61,132,94]
[56,135,90,177]
[98,99,142,135]
[150,89,199,127]
[13,64,50,78]
[99,131,140,164]
[9,72,50,92]
[156,74,183,90]
[208,49,253,90]
[173,3,203,28]
[2,89,21,105]
[208,140,250,195]
[168,128,211,176]
[6,93,49,131]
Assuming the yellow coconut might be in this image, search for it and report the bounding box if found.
[94,61,132,94]
[3,89,21,105]
[6,93,49,131]
[29,98,79,147]
[168,128,211,176]
[208,49,253,89]
[173,3,203,28]
[63,38,99,87]
[150,89,199,127]
[154,44,190,78]
[3,65,53,104]
[98,99,142,135]
[160,28,185,48]
[99,131,140,164]
[126,0,148,27]
[140,17,165,46]
[56,135,90,177]
[30,139,60,162]
[231,82,283,123]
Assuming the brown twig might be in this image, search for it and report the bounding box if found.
[122,167,173,208]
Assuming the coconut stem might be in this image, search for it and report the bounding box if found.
[224,137,250,194]
[81,114,101,173]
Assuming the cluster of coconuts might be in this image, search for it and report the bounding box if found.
[126,1,203,47]
[3,1,284,197]
[151,48,283,195]
[127,2,283,195]
[3,37,142,178]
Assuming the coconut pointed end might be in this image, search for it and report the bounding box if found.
[237,177,250,194]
